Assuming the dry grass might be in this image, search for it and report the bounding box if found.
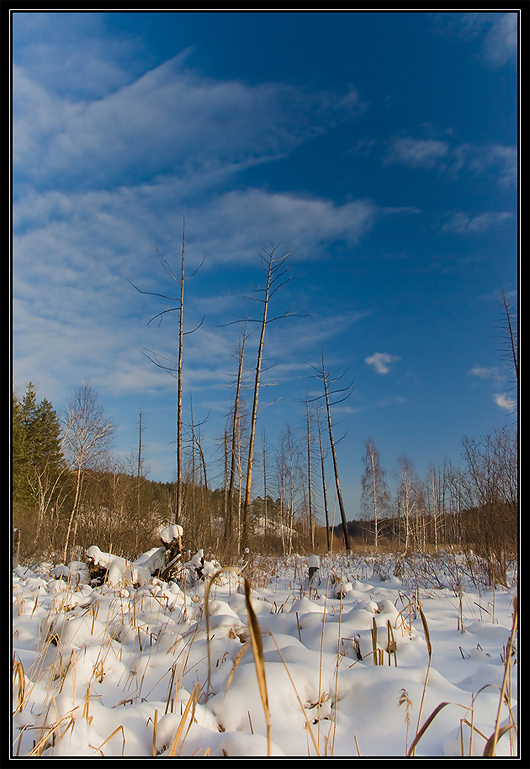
[12,557,518,758]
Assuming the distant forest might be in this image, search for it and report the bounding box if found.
[13,374,517,587]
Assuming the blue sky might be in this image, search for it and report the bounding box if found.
[11,10,519,521]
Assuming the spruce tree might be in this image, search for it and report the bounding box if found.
[12,392,28,505]
[32,398,64,472]
[12,384,66,558]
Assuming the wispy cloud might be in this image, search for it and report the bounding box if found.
[431,12,517,70]
[385,137,450,169]
[365,352,400,375]
[12,62,301,189]
[13,46,365,196]
[469,365,505,382]
[383,135,516,186]
[442,211,513,235]
[12,11,137,99]
[468,368,516,413]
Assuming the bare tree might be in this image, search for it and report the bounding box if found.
[305,391,316,550]
[261,429,270,545]
[316,407,331,552]
[131,219,204,526]
[500,289,518,387]
[425,463,447,551]
[62,383,114,563]
[27,457,69,554]
[309,352,353,552]
[276,425,301,556]
[224,326,248,550]
[395,455,420,555]
[136,411,145,545]
[458,427,517,585]
[239,245,301,551]
[361,439,390,552]
[187,393,211,540]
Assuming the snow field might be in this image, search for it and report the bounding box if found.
[11,553,518,757]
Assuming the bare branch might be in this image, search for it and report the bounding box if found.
[183,315,205,335]
[128,278,181,307]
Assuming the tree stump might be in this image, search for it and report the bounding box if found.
[157,525,184,581]
[12,528,20,570]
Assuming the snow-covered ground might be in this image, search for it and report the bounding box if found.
[11,551,518,758]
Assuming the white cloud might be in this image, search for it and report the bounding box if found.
[365,352,400,375]
[493,393,516,412]
[190,189,380,263]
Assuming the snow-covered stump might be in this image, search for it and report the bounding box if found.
[86,546,151,587]
[158,524,184,581]
[308,554,321,585]
[191,549,205,580]
[189,549,220,583]
[85,525,184,587]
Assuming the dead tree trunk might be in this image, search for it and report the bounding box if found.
[317,408,331,552]
[306,391,315,550]
[310,352,353,552]
[130,218,204,527]
[240,245,301,551]
[225,326,247,548]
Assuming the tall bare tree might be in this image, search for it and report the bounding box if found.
[239,245,301,551]
[131,219,203,526]
[224,325,248,549]
[316,407,331,552]
[500,289,518,387]
[309,352,353,552]
[261,429,270,545]
[305,391,316,550]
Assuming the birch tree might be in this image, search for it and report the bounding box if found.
[361,439,390,552]
[62,383,114,563]
[395,455,419,555]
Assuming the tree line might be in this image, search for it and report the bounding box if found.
[12,378,517,587]
[340,429,517,586]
